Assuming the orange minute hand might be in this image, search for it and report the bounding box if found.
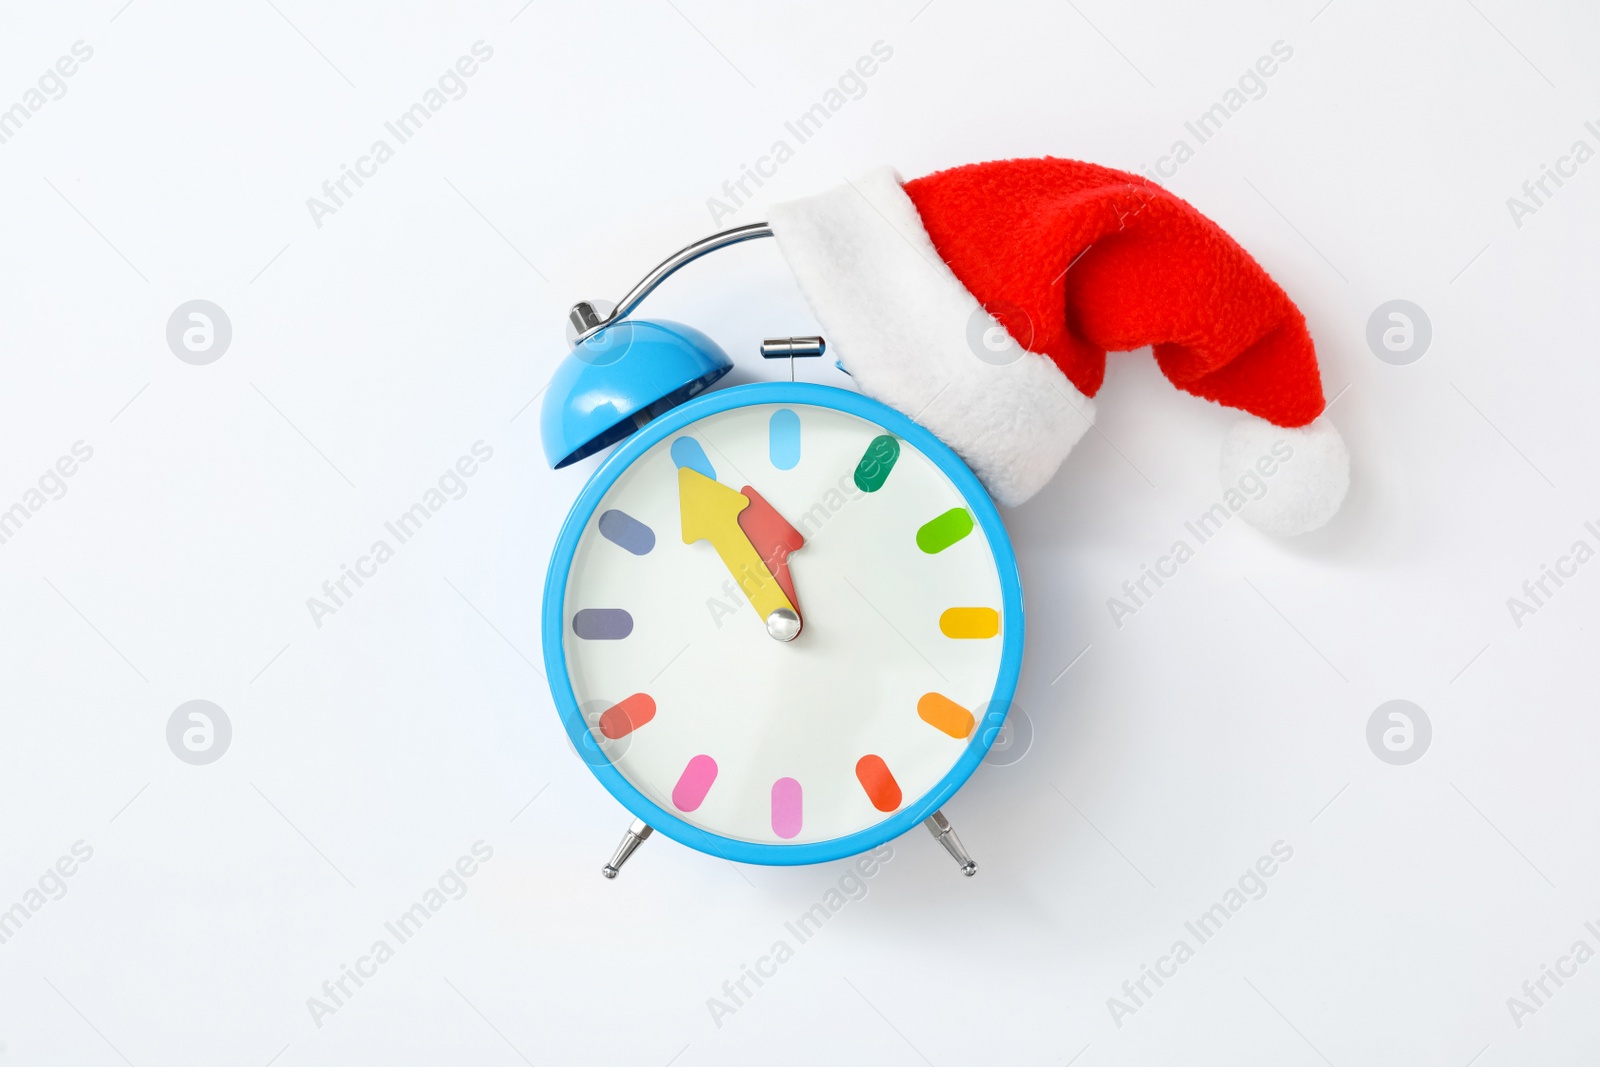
[678,468,799,634]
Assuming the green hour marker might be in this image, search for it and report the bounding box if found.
[853,435,900,493]
[916,508,973,554]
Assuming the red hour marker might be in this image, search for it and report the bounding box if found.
[597,693,656,739]
[855,755,902,812]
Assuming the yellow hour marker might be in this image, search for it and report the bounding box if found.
[939,607,1000,639]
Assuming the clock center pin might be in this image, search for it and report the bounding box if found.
[765,607,801,642]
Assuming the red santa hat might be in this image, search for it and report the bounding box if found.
[766,158,1348,536]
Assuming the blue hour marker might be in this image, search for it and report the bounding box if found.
[670,437,716,480]
[598,509,655,555]
[769,409,801,470]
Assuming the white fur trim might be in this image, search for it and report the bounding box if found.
[767,167,1092,507]
[1221,416,1349,536]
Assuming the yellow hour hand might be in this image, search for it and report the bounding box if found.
[678,467,798,638]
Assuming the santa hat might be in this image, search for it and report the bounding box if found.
[765,158,1348,536]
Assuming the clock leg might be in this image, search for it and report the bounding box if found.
[924,810,977,877]
[602,818,654,879]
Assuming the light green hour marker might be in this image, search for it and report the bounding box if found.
[853,435,900,493]
[916,508,973,554]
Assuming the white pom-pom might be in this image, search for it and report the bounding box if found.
[1220,416,1349,536]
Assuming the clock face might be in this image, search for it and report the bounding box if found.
[547,385,1020,860]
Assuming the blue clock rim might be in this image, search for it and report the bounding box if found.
[541,381,1025,866]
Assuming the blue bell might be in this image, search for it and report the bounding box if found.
[541,222,778,468]
[540,319,733,469]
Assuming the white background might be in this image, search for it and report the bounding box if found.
[2,1,1597,1064]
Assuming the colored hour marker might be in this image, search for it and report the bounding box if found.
[670,436,716,480]
[853,434,900,493]
[855,755,902,812]
[672,754,718,812]
[597,693,656,739]
[917,692,976,739]
[769,409,801,470]
[598,509,655,555]
[572,608,633,640]
[916,507,974,554]
[939,607,1000,639]
[771,777,803,838]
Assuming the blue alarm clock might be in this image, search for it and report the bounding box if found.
[539,224,1022,877]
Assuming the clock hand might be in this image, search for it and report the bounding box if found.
[735,485,805,614]
[678,468,800,640]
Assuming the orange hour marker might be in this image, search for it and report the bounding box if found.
[855,755,902,812]
[597,693,656,739]
[917,692,975,739]
[939,607,1000,639]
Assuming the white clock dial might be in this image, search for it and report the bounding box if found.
[559,402,1007,845]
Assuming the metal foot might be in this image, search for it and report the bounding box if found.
[602,819,653,879]
[925,810,977,876]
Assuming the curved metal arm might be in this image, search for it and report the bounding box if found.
[568,222,773,345]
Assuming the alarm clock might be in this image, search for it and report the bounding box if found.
[540,224,1023,877]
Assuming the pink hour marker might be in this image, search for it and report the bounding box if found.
[771,778,802,839]
[671,755,718,812]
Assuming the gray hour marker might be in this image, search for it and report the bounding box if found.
[573,608,633,640]
[598,509,655,555]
